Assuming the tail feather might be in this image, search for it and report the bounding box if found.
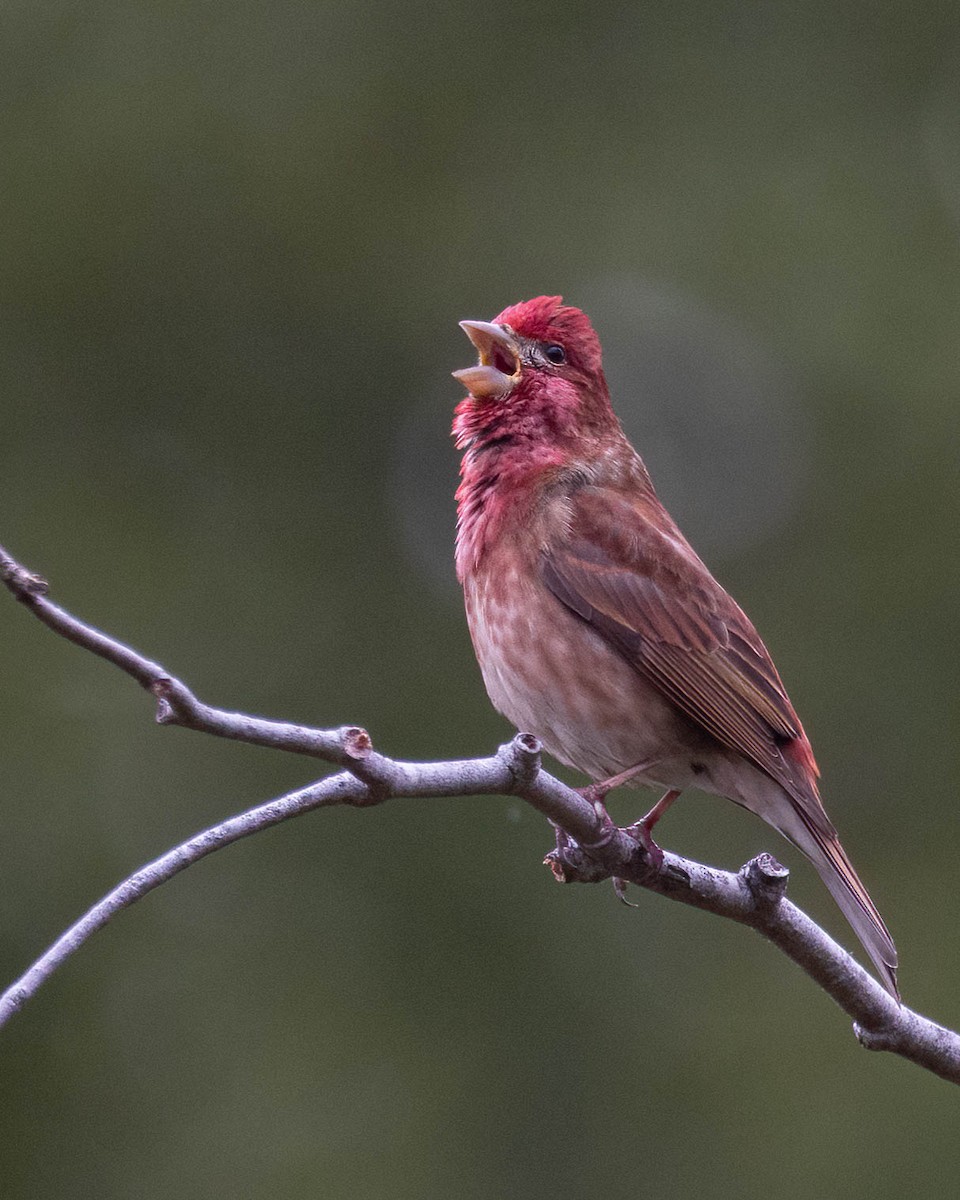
[791,814,899,999]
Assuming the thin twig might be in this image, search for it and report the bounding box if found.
[0,543,354,762]
[1,541,958,1084]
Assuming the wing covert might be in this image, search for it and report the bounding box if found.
[540,487,821,809]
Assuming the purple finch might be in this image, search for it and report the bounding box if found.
[452,294,898,997]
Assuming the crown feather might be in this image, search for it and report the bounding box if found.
[494,296,603,373]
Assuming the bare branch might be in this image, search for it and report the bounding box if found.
[0,542,355,764]
[0,773,361,1024]
[2,541,959,1085]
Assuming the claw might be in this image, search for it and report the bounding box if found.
[550,821,576,853]
[576,781,610,809]
[613,876,638,907]
[574,790,618,850]
[623,818,665,872]
[622,787,681,872]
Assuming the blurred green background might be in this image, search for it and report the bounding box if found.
[2,1,959,1195]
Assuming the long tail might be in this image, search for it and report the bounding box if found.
[788,812,899,999]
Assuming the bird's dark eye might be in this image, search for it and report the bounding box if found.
[544,344,566,364]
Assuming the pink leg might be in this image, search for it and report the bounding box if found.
[576,758,660,824]
[638,788,681,834]
[573,762,673,875]
[580,759,659,803]
[623,788,681,868]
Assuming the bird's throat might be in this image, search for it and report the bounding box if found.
[455,436,564,582]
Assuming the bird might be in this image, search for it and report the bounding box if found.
[451,294,898,998]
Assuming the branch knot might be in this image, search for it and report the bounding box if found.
[498,733,542,793]
[1,558,49,600]
[341,726,373,760]
[338,726,391,805]
[741,853,790,912]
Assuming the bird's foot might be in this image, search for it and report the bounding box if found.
[622,818,665,873]
[576,781,610,809]
[545,823,609,884]
[576,762,666,852]
[575,785,618,850]
[622,788,681,873]
[575,786,653,897]
[550,823,577,857]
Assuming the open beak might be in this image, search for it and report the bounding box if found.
[453,320,521,399]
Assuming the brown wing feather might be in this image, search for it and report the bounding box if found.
[541,486,825,821]
[542,485,897,995]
